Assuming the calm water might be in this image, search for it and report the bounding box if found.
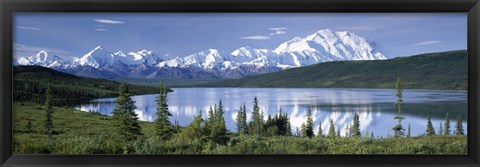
[75,88,468,137]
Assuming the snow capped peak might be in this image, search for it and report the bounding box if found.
[181,49,224,70]
[231,46,253,56]
[16,50,66,68]
[314,28,335,37]
[35,50,49,62]
[138,49,152,55]
[75,46,115,68]
[273,29,387,63]
[114,51,127,57]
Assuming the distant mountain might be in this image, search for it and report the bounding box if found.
[199,50,467,90]
[15,29,388,80]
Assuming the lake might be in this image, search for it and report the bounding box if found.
[75,88,468,138]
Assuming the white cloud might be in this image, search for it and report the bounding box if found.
[336,25,383,32]
[412,40,444,46]
[240,36,271,40]
[14,43,73,59]
[93,19,125,24]
[269,27,287,31]
[16,26,40,31]
[269,27,287,36]
[94,28,108,32]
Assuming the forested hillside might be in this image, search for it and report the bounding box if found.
[13,65,160,104]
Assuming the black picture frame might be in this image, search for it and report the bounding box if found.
[1,0,479,166]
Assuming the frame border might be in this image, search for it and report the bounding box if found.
[1,0,479,166]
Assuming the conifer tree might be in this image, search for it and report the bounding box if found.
[286,116,292,136]
[206,106,215,132]
[426,114,436,136]
[439,122,444,135]
[345,124,350,137]
[393,78,405,138]
[351,112,361,137]
[44,84,53,138]
[304,108,314,138]
[336,128,341,138]
[328,119,336,138]
[444,113,451,135]
[455,114,464,136]
[249,96,264,136]
[242,104,248,132]
[111,83,143,141]
[211,100,227,144]
[317,123,323,138]
[236,103,248,134]
[300,123,306,137]
[154,81,173,140]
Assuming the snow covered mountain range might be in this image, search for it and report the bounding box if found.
[15,29,388,79]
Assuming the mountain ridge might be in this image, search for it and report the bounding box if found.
[16,29,387,80]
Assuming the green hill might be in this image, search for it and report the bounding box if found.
[200,50,467,90]
[13,65,161,104]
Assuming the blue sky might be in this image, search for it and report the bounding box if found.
[14,13,466,59]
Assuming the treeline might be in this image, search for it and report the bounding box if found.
[13,66,162,104]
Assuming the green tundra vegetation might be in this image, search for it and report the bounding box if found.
[13,80,467,154]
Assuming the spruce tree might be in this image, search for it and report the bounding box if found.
[317,123,323,138]
[345,124,350,137]
[242,104,248,132]
[236,103,248,134]
[351,113,361,137]
[206,105,215,132]
[111,83,143,141]
[154,81,173,140]
[455,114,464,135]
[300,123,306,137]
[392,78,405,138]
[211,99,227,144]
[44,84,53,138]
[438,122,444,135]
[328,119,336,138]
[286,117,292,136]
[426,114,436,136]
[444,113,451,135]
[249,96,264,136]
[304,108,314,138]
[336,128,341,138]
